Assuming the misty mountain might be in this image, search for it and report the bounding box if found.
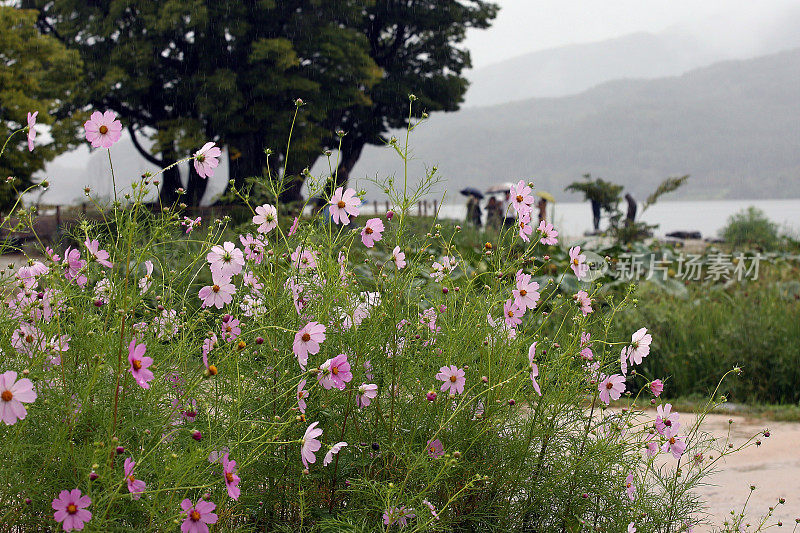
[464,32,723,106]
[350,48,800,202]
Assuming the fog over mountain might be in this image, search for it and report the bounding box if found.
[350,48,800,203]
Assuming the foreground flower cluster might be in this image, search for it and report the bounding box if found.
[0,111,766,532]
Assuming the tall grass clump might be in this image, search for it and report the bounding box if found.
[0,104,770,532]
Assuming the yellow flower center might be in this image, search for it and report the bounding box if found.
[226,472,235,483]
[1,390,11,402]
[337,200,346,209]
[132,359,142,370]
[519,289,527,296]
[332,367,339,375]
[449,375,457,383]
[190,510,201,521]
[301,333,311,342]
[67,504,78,514]
[99,125,108,135]
[212,285,220,293]
[606,382,614,389]
[208,365,218,376]
[365,227,373,235]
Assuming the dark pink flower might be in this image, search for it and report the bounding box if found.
[52,489,92,531]
[193,142,222,179]
[649,379,664,397]
[128,340,154,389]
[436,365,466,395]
[293,322,326,369]
[361,217,385,248]
[655,403,680,435]
[426,439,444,458]
[569,246,589,279]
[574,290,593,316]
[297,379,309,413]
[318,354,352,390]
[124,458,146,499]
[222,454,241,500]
[83,110,122,148]
[180,498,218,533]
[84,238,112,268]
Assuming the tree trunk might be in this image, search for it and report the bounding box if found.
[159,157,182,205]
[185,168,209,206]
[227,133,265,195]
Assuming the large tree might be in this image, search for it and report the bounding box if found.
[0,6,82,212]
[306,0,499,203]
[23,0,381,205]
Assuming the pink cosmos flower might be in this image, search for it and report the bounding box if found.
[220,315,241,342]
[288,216,299,236]
[323,441,348,466]
[649,379,664,397]
[361,217,385,248]
[645,434,660,458]
[193,141,222,179]
[598,374,626,405]
[293,321,326,369]
[318,354,353,390]
[538,220,558,245]
[297,379,309,413]
[207,241,244,278]
[198,276,236,309]
[356,383,378,408]
[662,427,687,459]
[503,299,523,328]
[52,489,92,531]
[253,203,278,234]
[575,290,593,316]
[328,187,360,224]
[301,421,323,467]
[62,247,87,287]
[84,238,112,268]
[27,111,37,151]
[84,110,122,148]
[383,506,415,527]
[510,180,535,215]
[518,212,533,242]
[202,334,218,358]
[426,439,444,458]
[629,523,637,533]
[392,246,406,269]
[138,260,154,293]
[16,260,48,289]
[123,458,146,499]
[182,216,201,233]
[625,473,636,501]
[0,371,37,425]
[620,347,629,376]
[627,327,652,365]
[11,322,45,357]
[239,234,266,263]
[513,270,540,312]
[128,340,154,389]
[180,498,218,533]
[569,246,589,279]
[436,365,466,395]
[528,342,542,396]
[222,454,241,500]
[655,403,680,435]
[290,245,318,270]
[422,499,440,521]
[431,256,457,282]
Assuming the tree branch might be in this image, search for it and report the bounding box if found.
[127,126,164,166]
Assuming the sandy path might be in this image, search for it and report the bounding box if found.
[693,414,800,531]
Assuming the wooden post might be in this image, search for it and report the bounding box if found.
[385,201,389,213]
[417,202,421,216]
[55,206,61,232]
[433,200,438,214]
[374,200,378,214]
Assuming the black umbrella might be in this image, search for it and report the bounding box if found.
[460,187,484,199]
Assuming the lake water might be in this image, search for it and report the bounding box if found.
[396,200,800,240]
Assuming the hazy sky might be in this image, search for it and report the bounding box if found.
[465,0,800,68]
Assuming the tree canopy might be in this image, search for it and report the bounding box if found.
[21,0,498,205]
[0,6,82,212]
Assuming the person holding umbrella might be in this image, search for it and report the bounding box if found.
[461,188,484,227]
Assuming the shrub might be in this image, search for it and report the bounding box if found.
[720,206,780,250]
[0,112,768,532]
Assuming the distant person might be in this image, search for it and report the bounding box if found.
[537,197,548,224]
[486,197,502,229]
[466,196,482,227]
[625,193,637,225]
[591,199,601,232]
[502,190,516,228]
